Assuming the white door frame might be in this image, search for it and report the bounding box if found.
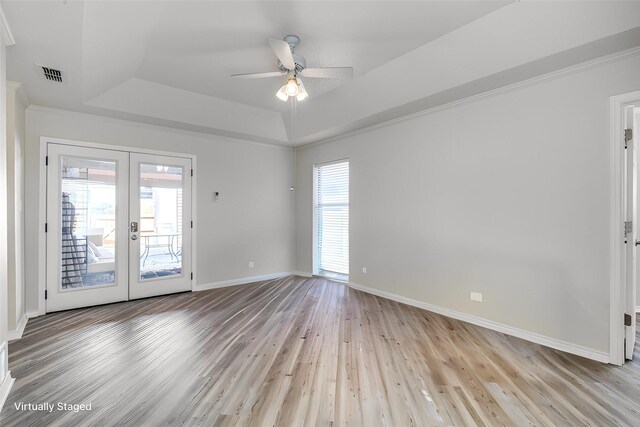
[37,136,198,315]
[609,91,640,365]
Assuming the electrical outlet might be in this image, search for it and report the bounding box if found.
[470,292,483,302]
[362,267,367,274]
[248,261,254,268]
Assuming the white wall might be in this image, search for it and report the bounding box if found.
[295,52,640,355]
[24,107,295,313]
[0,22,12,401]
[5,82,26,333]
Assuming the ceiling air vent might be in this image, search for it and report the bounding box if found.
[41,66,63,83]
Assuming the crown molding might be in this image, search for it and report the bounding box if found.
[295,45,640,151]
[0,5,15,46]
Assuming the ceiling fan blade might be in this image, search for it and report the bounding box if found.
[300,67,353,79]
[269,38,296,71]
[231,71,286,79]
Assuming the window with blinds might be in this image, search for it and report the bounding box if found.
[315,160,349,276]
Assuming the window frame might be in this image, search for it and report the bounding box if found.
[312,158,349,279]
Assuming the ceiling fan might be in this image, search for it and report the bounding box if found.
[231,35,353,102]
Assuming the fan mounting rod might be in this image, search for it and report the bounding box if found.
[283,35,300,50]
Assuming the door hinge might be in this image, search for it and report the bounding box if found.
[191,169,194,177]
[625,221,633,237]
[190,220,193,229]
[190,273,193,280]
[45,223,48,233]
[45,155,49,166]
[45,290,48,300]
[625,313,632,327]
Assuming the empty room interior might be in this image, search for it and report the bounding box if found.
[1,0,640,425]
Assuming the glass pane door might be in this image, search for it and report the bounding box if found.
[129,153,192,299]
[46,144,130,312]
[139,164,183,280]
[60,157,116,289]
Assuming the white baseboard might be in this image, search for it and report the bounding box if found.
[195,272,292,291]
[347,281,610,364]
[291,271,313,278]
[0,373,15,412]
[7,313,29,341]
[636,306,640,313]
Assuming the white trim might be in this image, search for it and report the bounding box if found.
[37,141,47,315]
[636,306,640,313]
[0,341,13,411]
[38,137,198,313]
[312,159,350,276]
[313,157,350,168]
[297,46,640,151]
[609,91,640,366]
[6,81,29,105]
[42,136,196,160]
[0,373,15,412]
[191,156,198,291]
[7,313,29,341]
[312,165,319,275]
[348,281,610,364]
[0,4,15,46]
[291,271,313,278]
[195,272,292,291]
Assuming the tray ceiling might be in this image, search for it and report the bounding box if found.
[4,1,640,146]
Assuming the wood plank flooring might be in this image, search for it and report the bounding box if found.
[1,276,639,426]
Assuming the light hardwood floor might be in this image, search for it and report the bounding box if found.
[1,276,639,426]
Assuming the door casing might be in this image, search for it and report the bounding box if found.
[38,137,197,315]
[610,91,640,365]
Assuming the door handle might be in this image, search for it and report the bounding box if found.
[131,221,138,232]
[636,240,640,246]
[131,235,138,241]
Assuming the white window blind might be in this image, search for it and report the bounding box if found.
[315,161,349,275]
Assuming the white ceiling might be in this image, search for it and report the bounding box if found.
[136,1,509,112]
[3,1,640,146]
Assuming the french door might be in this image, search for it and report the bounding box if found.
[46,144,192,312]
[129,153,192,299]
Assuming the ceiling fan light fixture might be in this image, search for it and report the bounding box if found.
[276,84,288,101]
[285,78,299,96]
[296,81,309,101]
[235,35,353,103]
